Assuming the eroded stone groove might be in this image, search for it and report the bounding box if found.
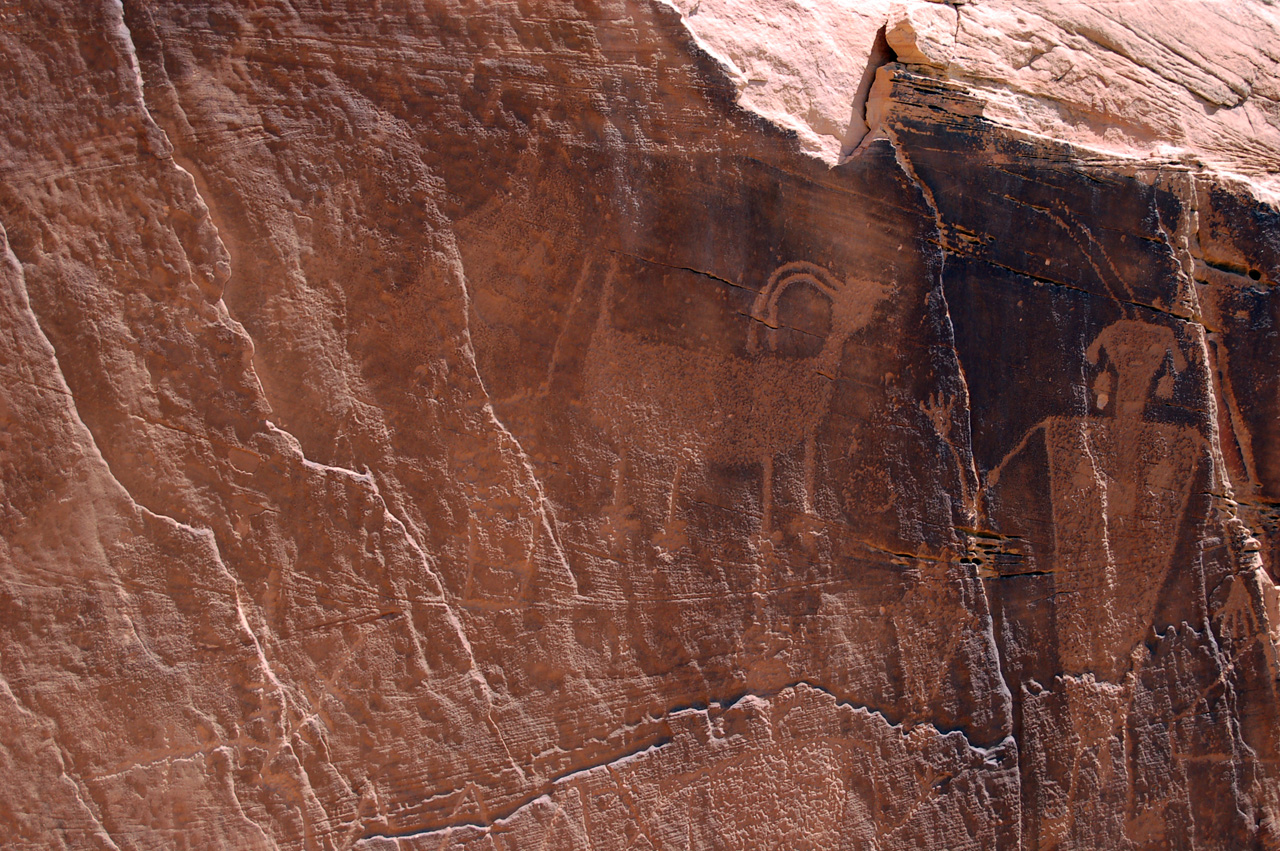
[1,1,1278,848]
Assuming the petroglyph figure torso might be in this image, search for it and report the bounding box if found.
[986,319,1201,675]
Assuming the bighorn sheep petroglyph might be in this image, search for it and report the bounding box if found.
[587,258,887,541]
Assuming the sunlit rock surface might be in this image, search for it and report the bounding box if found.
[0,1,1277,848]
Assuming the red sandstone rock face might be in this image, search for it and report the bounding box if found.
[0,1,1277,848]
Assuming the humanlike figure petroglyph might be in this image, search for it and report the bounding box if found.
[587,258,888,545]
[984,318,1201,676]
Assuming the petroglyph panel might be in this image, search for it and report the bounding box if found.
[1,1,1278,848]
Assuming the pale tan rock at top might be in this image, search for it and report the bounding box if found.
[672,0,1280,194]
[0,0,1278,849]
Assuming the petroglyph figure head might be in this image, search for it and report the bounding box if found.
[747,261,887,372]
[1086,320,1187,417]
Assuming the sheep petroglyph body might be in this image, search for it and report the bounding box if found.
[587,260,888,537]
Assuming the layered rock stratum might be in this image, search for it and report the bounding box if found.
[1,1,1278,848]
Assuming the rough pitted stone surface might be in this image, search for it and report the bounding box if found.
[0,1,1277,848]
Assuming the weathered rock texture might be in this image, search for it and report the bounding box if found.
[1,1,1278,848]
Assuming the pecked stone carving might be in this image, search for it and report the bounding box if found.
[1,0,1278,848]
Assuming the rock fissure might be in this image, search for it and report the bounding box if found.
[359,679,1013,843]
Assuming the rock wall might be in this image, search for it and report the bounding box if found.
[0,1,1277,848]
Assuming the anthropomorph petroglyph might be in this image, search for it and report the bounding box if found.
[983,319,1204,677]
